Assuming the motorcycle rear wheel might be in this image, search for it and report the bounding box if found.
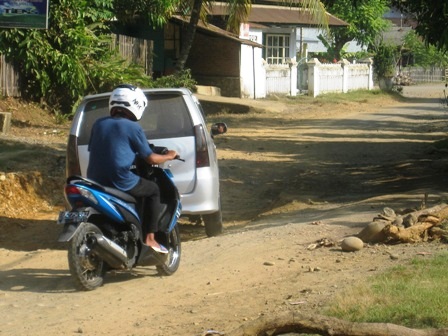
[156,225,181,275]
[68,222,106,291]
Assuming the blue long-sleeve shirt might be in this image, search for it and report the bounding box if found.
[87,116,152,191]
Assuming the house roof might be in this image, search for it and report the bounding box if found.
[381,25,413,46]
[208,2,348,27]
[171,15,263,48]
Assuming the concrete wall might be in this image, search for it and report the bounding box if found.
[240,44,266,99]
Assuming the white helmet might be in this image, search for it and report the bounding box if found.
[109,84,148,121]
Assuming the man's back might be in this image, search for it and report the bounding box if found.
[87,116,151,191]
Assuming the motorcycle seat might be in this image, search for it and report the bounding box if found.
[67,175,137,203]
[103,186,137,203]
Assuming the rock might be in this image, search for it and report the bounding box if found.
[392,216,403,227]
[357,220,387,243]
[402,213,418,227]
[341,237,364,252]
[389,253,399,260]
[383,207,396,218]
[377,207,396,221]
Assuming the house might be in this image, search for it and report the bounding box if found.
[113,1,347,98]
[171,16,266,99]
[206,1,348,97]
[113,16,265,98]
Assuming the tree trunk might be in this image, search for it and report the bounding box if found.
[383,204,448,243]
[384,221,435,243]
[175,0,202,72]
[228,311,448,336]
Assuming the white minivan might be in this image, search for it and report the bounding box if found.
[65,88,227,236]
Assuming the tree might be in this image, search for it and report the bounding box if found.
[227,310,448,336]
[113,0,180,26]
[0,0,159,114]
[0,0,111,112]
[174,0,204,72]
[319,0,390,60]
[112,0,331,72]
[390,0,448,51]
[402,31,448,68]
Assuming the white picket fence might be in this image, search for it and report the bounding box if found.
[266,58,375,97]
[265,64,297,96]
[307,58,374,97]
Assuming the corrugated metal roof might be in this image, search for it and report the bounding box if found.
[209,3,348,27]
[171,15,263,48]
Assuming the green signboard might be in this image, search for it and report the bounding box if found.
[0,0,49,29]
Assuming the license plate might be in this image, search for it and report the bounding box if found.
[57,211,89,225]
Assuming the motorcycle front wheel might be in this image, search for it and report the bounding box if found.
[156,225,181,275]
[68,222,106,291]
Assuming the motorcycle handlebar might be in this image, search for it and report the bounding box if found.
[150,144,184,162]
[150,145,168,155]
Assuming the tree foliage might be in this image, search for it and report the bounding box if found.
[319,0,390,59]
[390,0,448,52]
[402,31,448,68]
[0,0,156,114]
[113,0,181,26]
[372,42,399,78]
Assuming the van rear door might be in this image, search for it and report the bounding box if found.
[75,92,197,195]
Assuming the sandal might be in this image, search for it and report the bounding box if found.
[150,244,168,254]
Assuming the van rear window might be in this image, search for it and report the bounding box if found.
[76,92,194,145]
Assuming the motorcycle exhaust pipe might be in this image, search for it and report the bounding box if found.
[86,234,128,269]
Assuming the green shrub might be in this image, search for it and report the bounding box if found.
[150,69,197,91]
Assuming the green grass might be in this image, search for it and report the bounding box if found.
[278,89,401,105]
[325,252,448,329]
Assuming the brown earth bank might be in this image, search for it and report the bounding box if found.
[1,84,448,335]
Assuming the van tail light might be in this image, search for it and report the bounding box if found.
[194,125,210,168]
[66,134,81,177]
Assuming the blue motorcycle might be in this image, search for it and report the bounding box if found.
[57,147,182,291]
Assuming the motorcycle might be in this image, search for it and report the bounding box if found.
[57,146,182,291]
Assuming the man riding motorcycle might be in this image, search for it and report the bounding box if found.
[86,84,178,253]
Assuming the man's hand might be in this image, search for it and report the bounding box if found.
[146,149,178,165]
[165,150,178,160]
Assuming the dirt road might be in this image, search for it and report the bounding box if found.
[1,84,448,335]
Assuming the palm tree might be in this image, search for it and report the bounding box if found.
[174,0,330,72]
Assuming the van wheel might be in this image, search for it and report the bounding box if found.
[203,209,223,237]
